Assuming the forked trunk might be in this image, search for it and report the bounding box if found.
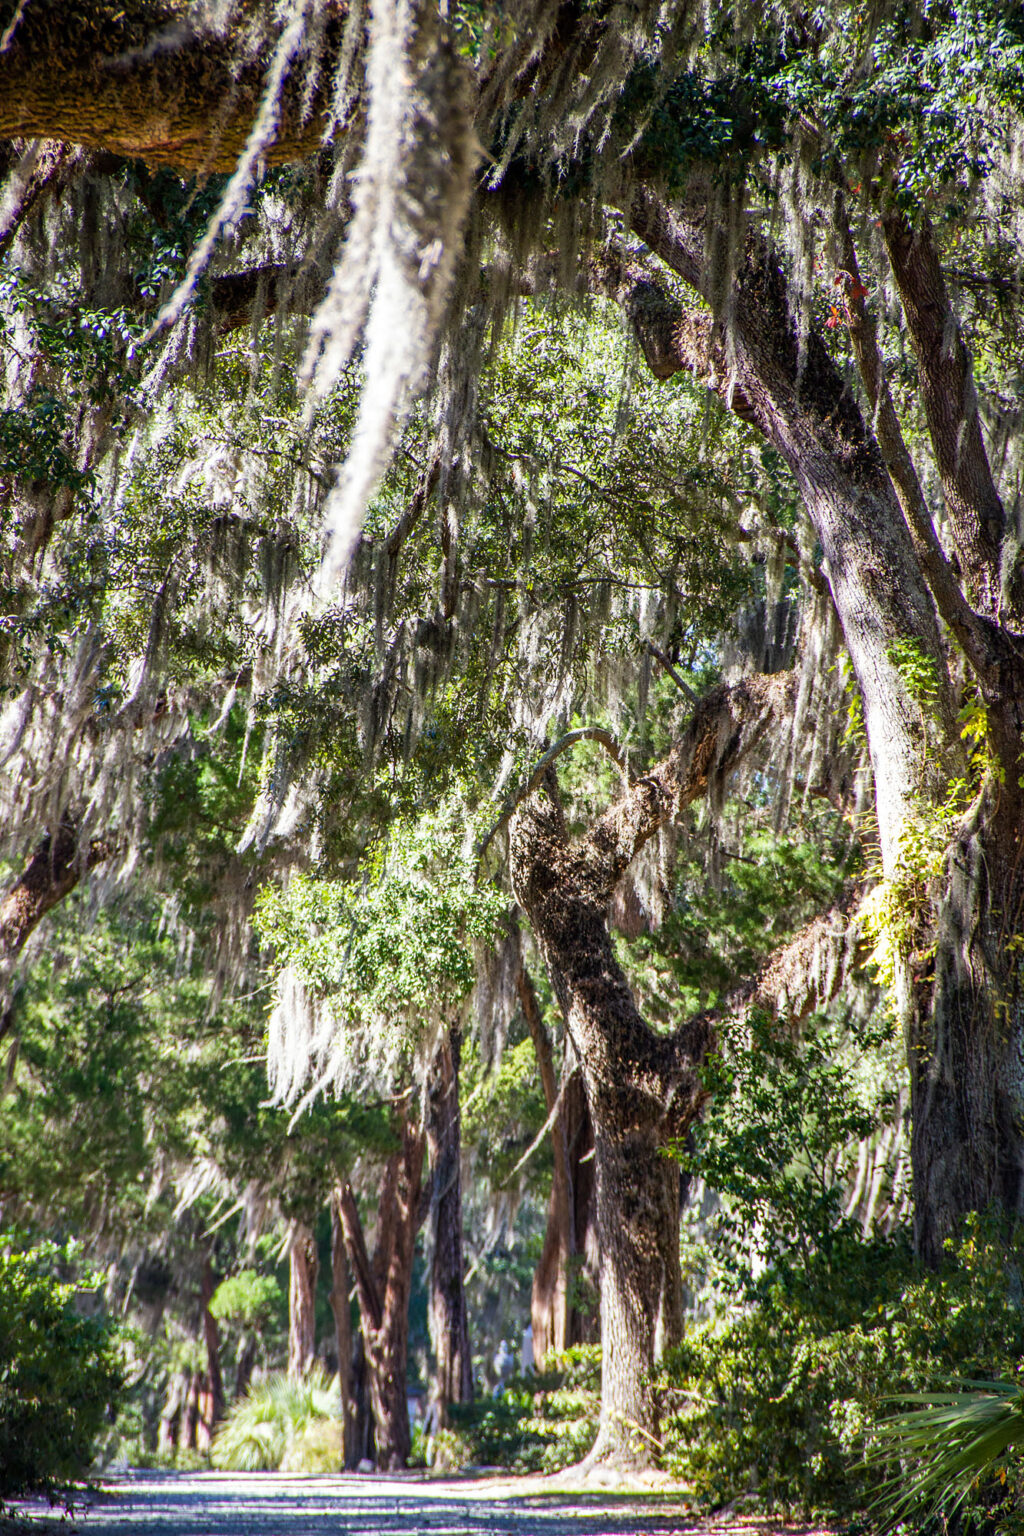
[287,1221,319,1379]
[337,1113,425,1470]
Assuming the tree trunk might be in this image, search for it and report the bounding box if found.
[620,191,1024,1266]
[329,1194,358,1468]
[288,1221,319,1380]
[179,1372,200,1453]
[593,1118,683,1459]
[200,1260,225,1431]
[511,683,789,1466]
[525,1004,598,1363]
[234,1336,257,1401]
[425,1025,473,1423]
[337,1113,425,1471]
[909,805,1024,1265]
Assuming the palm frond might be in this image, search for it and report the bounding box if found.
[868,1378,1024,1530]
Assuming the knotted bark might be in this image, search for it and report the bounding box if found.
[510,673,793,1468]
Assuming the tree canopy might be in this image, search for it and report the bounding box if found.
[2,0,1024,1507]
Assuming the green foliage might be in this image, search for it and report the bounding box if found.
[208,1271,283,1329]
[210,1368,341,1472]
[872,1377,1024,1533]
[435,1348,600,1473]
[256,799,507,1089]
[660,1217,1024,1515]
[676,1009,894,1288]
[0,1240,124,1501]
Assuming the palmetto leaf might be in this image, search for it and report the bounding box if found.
[869,1378,1024,1530]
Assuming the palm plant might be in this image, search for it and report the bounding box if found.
[210,1368,341,1472]
[870,1378,1024,1530]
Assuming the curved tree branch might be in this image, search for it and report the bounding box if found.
[476,726,629,868]
[0,1,345,173]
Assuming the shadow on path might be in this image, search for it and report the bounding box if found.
[9,1471,838,1536]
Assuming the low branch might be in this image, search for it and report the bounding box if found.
[585,672,795,903]
[0,2,345,174]
[0,821,115,973]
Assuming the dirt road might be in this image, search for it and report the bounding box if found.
[9,1471,834,1536]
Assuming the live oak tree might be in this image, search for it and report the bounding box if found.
[3,0,1024,1470]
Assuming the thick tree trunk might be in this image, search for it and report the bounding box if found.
[621,190,1024,1265]
[287,1221,319,1380]
[337,1113,425,1470]
[425,1026,473,1423]
[594,1120,684,1457]
[329,1194,358,1468]
[511,678,789,1466]
[909,806,1024,1265]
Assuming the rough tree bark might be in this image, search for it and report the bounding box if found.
[337,1112,425,1471]
[0,821,113,1019]
[0,1,341,173]
[424,1026,473,1424]
[510,673,793,1467]
[287,1220,319,1380]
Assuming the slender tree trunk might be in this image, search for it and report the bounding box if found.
[288,1221,319,1380]
[329,1194,358,1467]
[234,1336,256,1400]
[337,1114,425,1470]
[425,1025,473,1423]
[200,1260,226,1430]
[158,1373,186,1455]
[523,971,597,1362]
[179,1373,200,1452]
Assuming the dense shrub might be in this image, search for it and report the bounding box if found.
[0,1241,124,1500]
[436,1347,599,1472]
[659,1217,1024,1517]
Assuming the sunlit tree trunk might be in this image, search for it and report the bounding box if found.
[337,1113,425,1470]
[287,1221,319,1380]
[201,1259,225,1431]
[329,1194,358,1467]
[623,191,1024,1269]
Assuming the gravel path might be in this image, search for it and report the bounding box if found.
[7,1472,837,1536]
